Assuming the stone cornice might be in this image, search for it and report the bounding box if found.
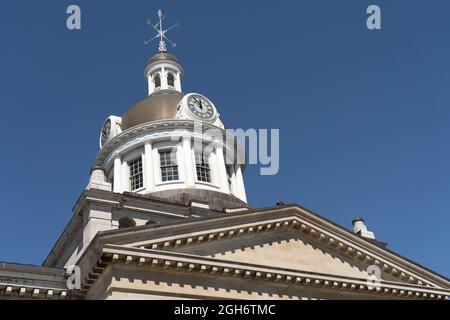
[0,284,68,299]
[134,218,438,288]
[0,263,68,299]
[79,245,450,300]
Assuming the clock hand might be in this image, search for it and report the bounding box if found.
[192,97,200,108]
[193,97,204,111]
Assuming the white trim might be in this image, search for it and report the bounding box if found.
[234,164,247,203]
[144,142,156,192]
[113,157,122,194]
[215,144,230,194]
[155,181,185,188]
[182,136,195,188]
[195,181,220,190]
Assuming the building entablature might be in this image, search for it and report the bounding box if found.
[97,120,237,167]
[0,263,69,300]
[80,244,450,300]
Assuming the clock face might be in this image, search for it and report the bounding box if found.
[101,119,111,146]
[187,95,215,120]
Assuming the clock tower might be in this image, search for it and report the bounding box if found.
[95,11,247,210]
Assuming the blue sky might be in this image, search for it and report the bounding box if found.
[0,0,449,277]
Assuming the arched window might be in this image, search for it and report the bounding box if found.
[154,74,161,88]
[118,218,136,229]
[167,73,175,87]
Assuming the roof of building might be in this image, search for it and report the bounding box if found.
[147,188,249,212]
[121,90,184,130]
[148,52,179,64]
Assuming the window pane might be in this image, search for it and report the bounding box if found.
[195,151,211,183]
[129,158,143,191]
[160,150,179,182]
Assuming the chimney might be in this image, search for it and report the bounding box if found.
[352,218,376,240]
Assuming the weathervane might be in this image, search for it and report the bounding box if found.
[145,9,178,53]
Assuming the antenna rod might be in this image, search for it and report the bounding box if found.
[158,9,164,51]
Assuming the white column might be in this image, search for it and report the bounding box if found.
[122,160,130,193]
[113,157,123,194]
[229,166,236,194]
[234,164,247,203]
[182,136,195,187]
[147,75,155,96]
[215,145,230,193]
[152,146,161,185]
[175,72,182,92]
[144,141,156,192]
[161,67,168,90]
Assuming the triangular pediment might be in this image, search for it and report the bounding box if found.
[165,229,370,279]
[95,207,449,290]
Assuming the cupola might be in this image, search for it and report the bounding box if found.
[145,52,184,95]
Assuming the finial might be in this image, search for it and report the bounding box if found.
[145,9,178,53]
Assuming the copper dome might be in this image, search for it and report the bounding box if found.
[148,52,179,64]
[121,90,184,131]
